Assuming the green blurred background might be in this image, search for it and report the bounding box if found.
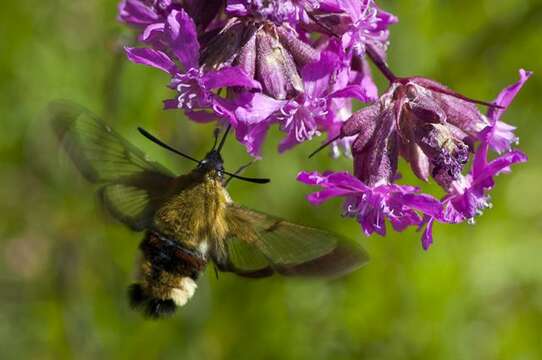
[1,1,541,359]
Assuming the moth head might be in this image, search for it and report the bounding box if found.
[198,150,225,180]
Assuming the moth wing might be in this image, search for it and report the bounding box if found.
[214,204,369,278]
[50,100,174,182]
[50,101,176,231]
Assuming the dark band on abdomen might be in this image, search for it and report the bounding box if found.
[140,231,207,280]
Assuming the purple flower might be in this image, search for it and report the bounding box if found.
[226,0,314,24]
[338,77,504,190]
[311,0,398,56]
[119,0,222,40]
[232,43,371,156]
[297,171,442,238]
[277,50,370,152]
[125,9,261,125]
[118,0,184,50]
[420,69,531,249]
[118,0,174,27]
[300,69,531,250]
[117,0,534,255]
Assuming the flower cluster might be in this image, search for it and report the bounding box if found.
[119,0,396,156]
[118,0,531,249]
[298,70,531,249]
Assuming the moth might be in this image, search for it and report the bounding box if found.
[50,101,369,318]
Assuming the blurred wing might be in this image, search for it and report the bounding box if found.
[50,100,174,182]
[214,204,369,278]
[50,101,175,231]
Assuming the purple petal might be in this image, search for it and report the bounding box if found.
[472,150,528,187]
[488,69,532,124]
[350,57,379,102]
[306,189,357,205]
[163,98,178,109]
[118,0,160,25]
[449,189,478,220]
[225,0,249,16]
[484,69,532,152]
[472,140,489,180]
[234,93,286,124]
[297,171,328,186]
[395,193,443,217]
[389,210,422,232]
[166,9,199,69]
[185,111,217,123]
[235,121,272,158]
[301,52,337,98]
[297,171,366,191]
[330,85,373,103]
[278,106,319,153]
[124,47,177,75]
[489,121,518,154]
[202,67,261,90]
[421,218,435,251]
[140,22,164,43]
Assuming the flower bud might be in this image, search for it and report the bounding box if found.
[276,26,320,66]
[354,109,397,185]
[235,29,257,78]
[256,29,303,99]
[408,142,431,182]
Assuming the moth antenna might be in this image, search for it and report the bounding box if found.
[308,135,342,159]
[138,127,200,164]
[216,124,231,153]
[211,127,220,150]
[223,171,270,184]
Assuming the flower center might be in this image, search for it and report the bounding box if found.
[173,68,210,110]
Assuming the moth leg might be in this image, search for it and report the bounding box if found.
[224,159,257,187]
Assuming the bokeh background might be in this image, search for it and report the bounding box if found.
[1,1,541,359]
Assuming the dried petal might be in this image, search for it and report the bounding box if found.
[277,26,320,66]
[341,104,379,137]
[408,142,430,182]
[355,110,396,185]
[256,30,303,100]
[234,28,257,78]
[435,93,487,135]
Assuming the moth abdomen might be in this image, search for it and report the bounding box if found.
[140,231,207,278]
[128,283,177,319]
[129,231,207,318]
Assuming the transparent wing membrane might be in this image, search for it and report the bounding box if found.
[50,101,175,231]
[217,205,369,278]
